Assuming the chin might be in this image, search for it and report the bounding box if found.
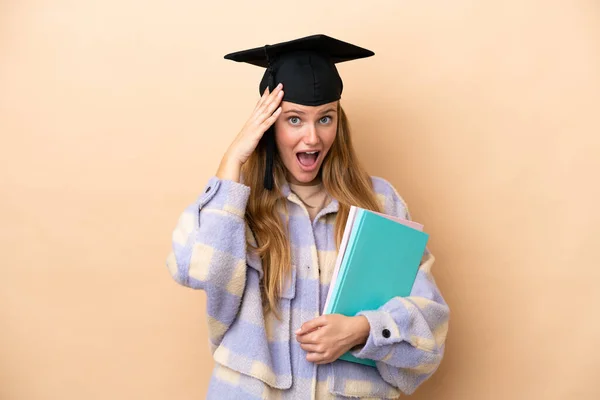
[288,168,321,185]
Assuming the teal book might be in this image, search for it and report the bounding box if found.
[322,206,429,367]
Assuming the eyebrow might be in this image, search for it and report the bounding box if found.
[283,108,337,115]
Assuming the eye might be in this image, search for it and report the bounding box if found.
[288,116,301,125]
[320,116,332,124]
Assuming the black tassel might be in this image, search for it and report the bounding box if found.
[263,127,275,190]
[263,45,275,191]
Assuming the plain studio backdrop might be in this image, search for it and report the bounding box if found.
[1,1,599,399]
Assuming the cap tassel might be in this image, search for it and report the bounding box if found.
[263,128,275,190]
[263,44,275,190]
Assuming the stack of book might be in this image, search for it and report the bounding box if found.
[322,206,429,366]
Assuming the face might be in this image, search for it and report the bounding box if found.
[274,100,338,185]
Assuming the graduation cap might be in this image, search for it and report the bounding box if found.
[224,34,374,190]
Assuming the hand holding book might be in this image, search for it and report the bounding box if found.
[295,314,371,365]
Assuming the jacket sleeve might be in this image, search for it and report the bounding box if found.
[350,178,450,394]
[166,176,252,348]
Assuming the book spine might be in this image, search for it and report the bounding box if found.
[329,209,367,313]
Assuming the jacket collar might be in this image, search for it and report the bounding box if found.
[279,178,340,220]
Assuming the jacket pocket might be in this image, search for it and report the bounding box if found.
[212,266,297,390]
[329,360,401,399]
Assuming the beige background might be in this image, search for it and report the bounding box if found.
[1,1,599,399]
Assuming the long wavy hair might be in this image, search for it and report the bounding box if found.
[241,102,382,317]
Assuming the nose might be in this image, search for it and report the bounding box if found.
[303,123,319,146]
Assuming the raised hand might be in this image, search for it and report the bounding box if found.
[216,83,284,182]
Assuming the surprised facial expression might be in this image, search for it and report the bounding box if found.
[273,100,338,185]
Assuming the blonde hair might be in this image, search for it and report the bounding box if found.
[241,102,382,317]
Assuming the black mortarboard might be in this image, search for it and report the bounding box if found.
[224,34,374,190]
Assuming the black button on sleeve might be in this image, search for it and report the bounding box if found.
[382,328,391,338]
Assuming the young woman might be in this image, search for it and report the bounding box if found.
[167,34,449,399]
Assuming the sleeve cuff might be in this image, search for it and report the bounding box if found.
[358,310,403,345]
[350,309,405,360]
[198,176,251,218]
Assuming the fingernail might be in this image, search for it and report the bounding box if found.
[277,83,283,89]
[295,328,301,334]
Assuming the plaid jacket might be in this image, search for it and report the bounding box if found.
[166,176,449,399]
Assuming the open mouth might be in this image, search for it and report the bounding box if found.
[296,151,320,170]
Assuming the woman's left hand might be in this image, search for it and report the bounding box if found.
[295,314,371,364]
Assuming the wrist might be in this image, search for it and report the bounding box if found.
[216,154,242,182]
[351,315,370,347]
